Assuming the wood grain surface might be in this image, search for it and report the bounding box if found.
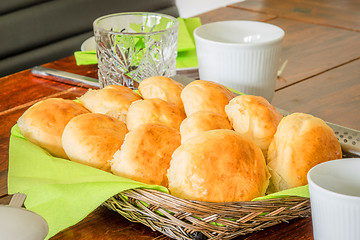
[272,58,360,130]
[229,0,360,31]
[269,18,360,90]
[196,7,276,24]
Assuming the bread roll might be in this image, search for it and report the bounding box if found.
[180,111,232,143]
[62,113,128,171]
[225,95,283,157]
[267,113,342,192]
[138,76,185,113]
[78,85,142,123]
[126,98,186,131]
[111,123,181,186]
[181,80,235,117]
[167,129,270,202]
[17,98,89,158]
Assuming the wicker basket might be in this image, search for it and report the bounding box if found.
[103,188,310,240]
[102,114,360,240]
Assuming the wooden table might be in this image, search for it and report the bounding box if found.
[1,0,359,239]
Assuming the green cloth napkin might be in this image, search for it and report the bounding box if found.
[253,185,309,201]
[8,123,309,239]
[74,17,201,69]
[177,18,195,52]
[74,50,97,65]
[8,125,168,239]
[176,17,201,69]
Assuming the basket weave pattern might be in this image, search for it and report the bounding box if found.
[104,189,310,240]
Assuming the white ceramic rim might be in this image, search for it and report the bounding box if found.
[93,12,179,36]
[307,158,360,200]
[194,20,285,47]
[80,36,95,51]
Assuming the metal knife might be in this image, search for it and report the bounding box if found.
[31,66,100,88]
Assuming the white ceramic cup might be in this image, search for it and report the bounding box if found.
[194,20,284,102]
[307,158,360,240]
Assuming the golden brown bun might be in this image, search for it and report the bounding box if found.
[180,111,232,143]
[78,85,142,123]
[267,113,342,192]
[126,98,186,131]
[181,80,236,117]
[167,129,270,202]
[225,95,283,157]
[62,113,128,172]
[138,76,185,113]
[111,123,181,186]
[17,98,89,158]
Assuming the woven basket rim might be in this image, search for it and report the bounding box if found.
[104,188,311,240]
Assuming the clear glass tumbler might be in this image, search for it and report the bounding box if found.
[93,12,179,89]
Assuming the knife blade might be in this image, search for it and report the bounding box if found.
[31,66,100,88]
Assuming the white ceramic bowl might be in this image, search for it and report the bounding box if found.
[307,158,360,240]
[194,20,284,102]
[81,36,96,52]
[0,206,48,240]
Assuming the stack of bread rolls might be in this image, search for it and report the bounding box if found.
[17,77,342,202]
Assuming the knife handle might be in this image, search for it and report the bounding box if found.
[31,66,100,88]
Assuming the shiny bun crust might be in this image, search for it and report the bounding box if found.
[181,80,235,117]
[138,76,185,113]
[78,85,142,123]
[167,129,270,202]
[17,98,89,158]
[267,113,342,192]
[62,113,128,172]
[111,123,181,186]
[225,95,283,156]
[126,98,186,131]
[180,111,232,143]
